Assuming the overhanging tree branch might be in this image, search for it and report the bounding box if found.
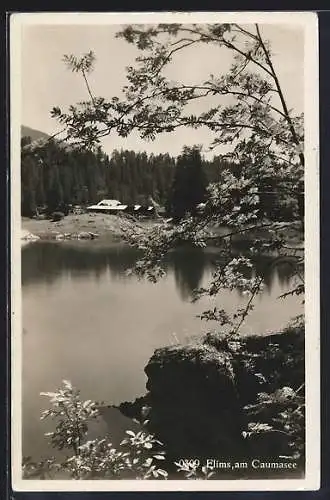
[255,24,304,167]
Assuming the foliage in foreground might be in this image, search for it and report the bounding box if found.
[23,354,305,480]
[51,22,305,336]
[23,380,168,480]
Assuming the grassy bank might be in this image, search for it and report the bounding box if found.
[21,214,303,249]
[21,213,141,241]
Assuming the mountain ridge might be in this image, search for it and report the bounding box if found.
[21,125,50,142]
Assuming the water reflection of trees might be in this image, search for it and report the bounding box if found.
[21,242,140,287]
[165,248,211,301]
[22,242,298,299]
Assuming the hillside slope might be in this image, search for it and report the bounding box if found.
[21,125,50,142]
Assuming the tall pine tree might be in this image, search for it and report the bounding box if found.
[168,146,207,222]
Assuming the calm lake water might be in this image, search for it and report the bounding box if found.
[22,240,303,462]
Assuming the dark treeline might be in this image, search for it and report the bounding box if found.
[21,137,173,216]
[21,136,302,222]
[21,137,231,217]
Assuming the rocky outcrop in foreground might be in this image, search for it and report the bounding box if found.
[119,326,304,474]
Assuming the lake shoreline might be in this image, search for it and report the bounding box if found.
[21,213,144,242]
[21,214,304,247]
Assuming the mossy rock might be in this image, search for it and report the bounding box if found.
[119,326,305,467]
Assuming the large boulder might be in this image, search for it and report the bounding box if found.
[142,343,246,464]
[119,326,305,474]
[202,326,304,404]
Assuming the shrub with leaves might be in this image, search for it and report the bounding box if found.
[201,324,305,464]
[23,380,168,480]
[243,384,305,463]
[174,460,216,480]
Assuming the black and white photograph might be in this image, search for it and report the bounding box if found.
[10,11,319,491]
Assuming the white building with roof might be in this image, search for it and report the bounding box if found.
[87,199,128,212]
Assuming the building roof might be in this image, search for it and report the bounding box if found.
[97,199,121,206]
[87,199,128,211]
[87,199,156,212]
[87,199,128,210]
[87,205,128,211]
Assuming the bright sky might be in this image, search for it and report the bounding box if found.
[20,21,304,157]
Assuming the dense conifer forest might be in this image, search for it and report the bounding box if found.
[21,130,302,222]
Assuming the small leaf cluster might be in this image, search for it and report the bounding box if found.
[23,381,168,480]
